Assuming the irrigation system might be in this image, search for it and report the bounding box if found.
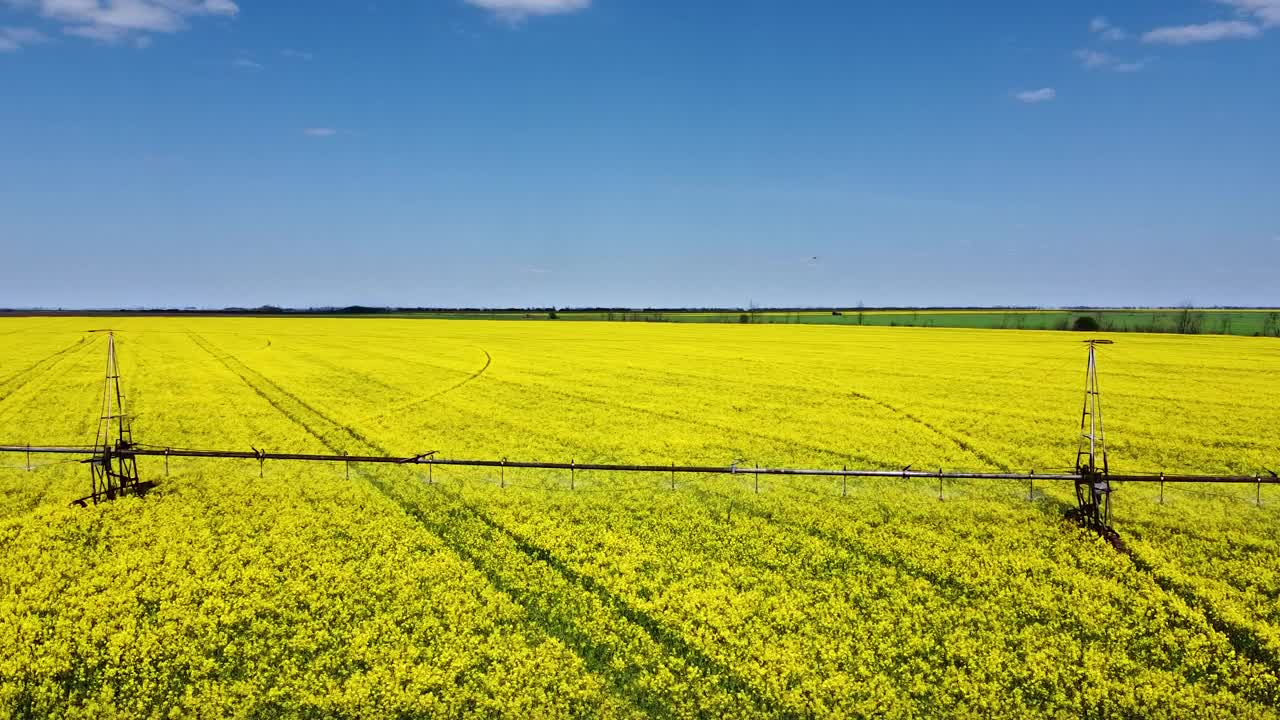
[2,333,1276,534]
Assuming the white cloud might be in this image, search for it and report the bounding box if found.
[303,128,338,137]
[1089,16,1127,41]
[1014,87,1056,104]
[1,0,237,45]
[1142,19,1262,44]
[464,0,590,22]
[280,48,313,61]
[232,57,261,69]
[1217,0,1280,27]
[0,25,46,52]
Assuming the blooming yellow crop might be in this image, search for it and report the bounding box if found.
[0,317,1277,718]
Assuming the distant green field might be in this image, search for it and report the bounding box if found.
[13,308,1275,336]
[384,309,1280,337]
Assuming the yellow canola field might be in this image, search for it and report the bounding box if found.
[0,317,1278,719]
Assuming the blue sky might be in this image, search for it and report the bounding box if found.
[1,1,1277,309]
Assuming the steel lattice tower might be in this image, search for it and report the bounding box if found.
[1074,339,1113,529]
[88,332,143,503]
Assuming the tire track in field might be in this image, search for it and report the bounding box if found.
[187,333,382,455]
[366,472,784,719]
[434,349,1007,470]
[508,344,1000,456]
[190,330,990,476]
[280,346,420,401]
[186,334,775,716]
[0,336,96,411]
[410,371,887,469]
[848,390,1014,471]
[721,484,1280,711]
[260,334,493,427]
[1121,545,1280,705]
[454,492,786,718]
[354,348,492,425]
[686,483,976,600]
[511,345,1081,429]
[300,334,487,380]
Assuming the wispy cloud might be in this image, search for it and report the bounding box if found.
[280,48,313,61]
[1138,1,1280,46]
[303,128,339,138]
[1142,19,1262,45]
[1218,0,1280,27]
[464,0,590,22]
[62,23,126,42]
[1,0,238,45]
[1073,48,1152,72]
[1112,59,1152,72]
[1074,48,1113,69]
[1089,16,1128,41]
[1014,88,1056,104]
[232,57,262,70]
[0,25,45,52]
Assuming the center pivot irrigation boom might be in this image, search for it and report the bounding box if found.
[2,333,1276,531]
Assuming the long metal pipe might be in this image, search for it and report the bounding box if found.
[1,444,1275,485]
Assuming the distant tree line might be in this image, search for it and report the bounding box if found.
[3,305,1278,337]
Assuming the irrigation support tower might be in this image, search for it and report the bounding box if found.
[86,332,153,505]
[1074,339,1113,529]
